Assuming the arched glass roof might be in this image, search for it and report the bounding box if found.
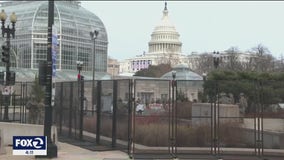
[0,1,108,73]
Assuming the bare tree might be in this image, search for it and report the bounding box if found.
[192,47,243,74]
[242,56,255,71]
[274,54,284,72]
[192,53,214,74]
[252,43,270,56]
[222,46,244,71]
[249,44,274,72]
[186,44,277,74]
[157,52,181,66]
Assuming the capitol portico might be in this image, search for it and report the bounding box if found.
[119,2,187,74]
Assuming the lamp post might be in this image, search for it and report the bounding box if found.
[171,70,177,156]
[41,0,58,158]
[90,30,99,115]
[77,61,83,79]
[0,9,17,121]
[77,60,84,140]
[212,51,220,155]
[213,51,220,69]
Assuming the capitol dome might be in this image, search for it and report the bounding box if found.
[148,2,182,55]
[154,4,176,32]
[119,2,189,74]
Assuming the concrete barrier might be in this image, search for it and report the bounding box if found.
[0,122,58,146]
[192,103,240,125]
[0,129,6,154]
[243,128,284,149]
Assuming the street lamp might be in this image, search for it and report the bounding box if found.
[76,60,84,140]
[172,71,176,104]
[172,71,176,107]
[77,60,83,78]
[38,1,58,158]
[213,51,220,69]
[90,30,99,115]
[171,70,177,156]
[212,51,220,155]
[0,9,17,121]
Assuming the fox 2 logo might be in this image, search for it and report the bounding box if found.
[13,136,46,150]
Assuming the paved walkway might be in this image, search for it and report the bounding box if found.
[0,142,130,160]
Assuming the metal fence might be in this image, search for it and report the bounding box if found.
[0,82,35,123]
[1,79,284,159]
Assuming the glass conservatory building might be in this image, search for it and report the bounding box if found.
[0,1,110,81]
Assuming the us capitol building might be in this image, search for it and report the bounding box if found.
[119,3,188,75]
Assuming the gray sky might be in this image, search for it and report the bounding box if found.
[81,1,284,60]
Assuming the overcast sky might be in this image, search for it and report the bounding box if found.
[81,1,284,60]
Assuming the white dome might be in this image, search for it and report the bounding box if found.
[154,8,176,32]
[148,2,182,55]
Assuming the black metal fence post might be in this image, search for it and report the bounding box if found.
[112,80,118,147]
[128,79,136,158]
[128,79,133,157]
[170,72,177,158]
[59,82,63,135]
[96,80,102,144]
[69,82,73,137]
[79,77,84,140]
[217,80,220,155]
[12,94,15,121]
[19,82,22,122]
[24,82,27,123]
[174,80,177,157]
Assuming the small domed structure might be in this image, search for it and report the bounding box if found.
[161,64,203,80]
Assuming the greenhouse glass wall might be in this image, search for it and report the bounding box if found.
[0,1,109,81]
